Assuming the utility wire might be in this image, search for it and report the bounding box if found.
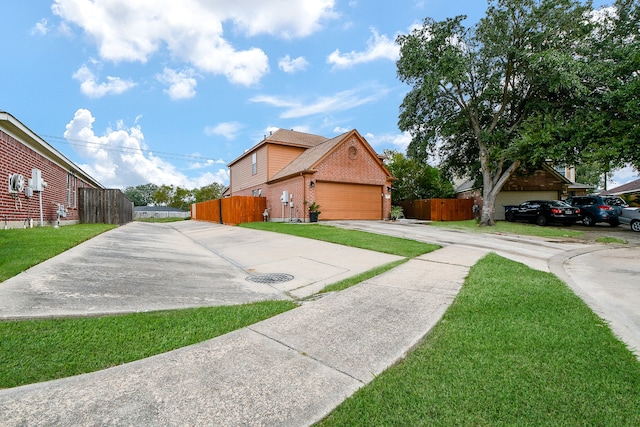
[41,134,221,163]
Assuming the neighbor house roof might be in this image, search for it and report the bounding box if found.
[0,111,104,189]
[227,129,328,167]
[600,178,640,196]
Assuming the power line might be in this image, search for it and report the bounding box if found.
[41,134,222,163]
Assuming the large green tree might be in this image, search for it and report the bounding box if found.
[123,183,159,206]
[396,0,636,226]
[384,150,454,203]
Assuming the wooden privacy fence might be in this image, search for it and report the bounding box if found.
[79,188,134,225]
[191,196,266,225]
[399,198,475,221]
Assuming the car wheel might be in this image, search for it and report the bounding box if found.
[631,220,640,232]
[582,215,596,227]
[536,215,548,226]
[505,211,515,222]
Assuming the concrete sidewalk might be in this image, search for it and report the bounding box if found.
[0,224,488,426]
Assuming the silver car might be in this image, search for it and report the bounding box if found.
[619,207,640,232]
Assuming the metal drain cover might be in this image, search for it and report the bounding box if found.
[246,273,294,284]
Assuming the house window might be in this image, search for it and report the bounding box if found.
[252,152,257,175]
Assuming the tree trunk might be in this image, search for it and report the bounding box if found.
[478,160,521,227]
[479,184,497,226]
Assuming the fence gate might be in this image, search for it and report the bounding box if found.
[79,188,134,225]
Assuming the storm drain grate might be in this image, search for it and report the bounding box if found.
[246,273,294,284]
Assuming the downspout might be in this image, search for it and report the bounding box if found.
[302,173,307,222]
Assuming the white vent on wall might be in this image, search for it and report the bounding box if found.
[8,174,25,194]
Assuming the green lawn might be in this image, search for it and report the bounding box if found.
[0,301,296,389]
[0,224,116,282]
[430,219,584,239]
[1,221,431,388]
[240,222,438,258]
[319,254,640,426]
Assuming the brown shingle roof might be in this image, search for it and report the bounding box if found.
[600,178,640,195]
[267,129,329,147]
[227,129,329,166]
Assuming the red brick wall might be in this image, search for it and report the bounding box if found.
[1,130,95,227]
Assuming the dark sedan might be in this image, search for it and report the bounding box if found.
[505,200,581,226]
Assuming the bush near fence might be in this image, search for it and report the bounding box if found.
[399,198,475,221]
[191,196,266,225]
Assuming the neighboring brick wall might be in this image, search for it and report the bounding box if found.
[502,168,565,192]
[1,129,95,227]
[233,176,309,222]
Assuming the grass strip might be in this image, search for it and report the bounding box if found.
[240,222,438,258]
[0,301,296,389]
[319,254,640,426]
[430,219,584,239]
[0,224,116,283]
[320,259,409,293]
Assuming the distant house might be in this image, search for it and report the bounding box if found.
[1,111,104,228]
[227,129,395,221]
[456,164,591,220]
[134,205,190,219]
[600,178,640,204]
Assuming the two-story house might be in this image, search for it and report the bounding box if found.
[227,129,395,222]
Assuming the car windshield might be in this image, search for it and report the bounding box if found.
[548,200,571,207]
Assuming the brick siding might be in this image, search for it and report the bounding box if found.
[1,130,96,227]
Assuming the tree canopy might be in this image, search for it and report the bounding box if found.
[397,0,639,225]
[384,150,454,202]
[124,182,225,208]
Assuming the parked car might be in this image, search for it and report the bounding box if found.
[565,195,627,227]
[505,200,581,226]
[619,207,640,232]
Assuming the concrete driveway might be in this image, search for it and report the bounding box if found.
[0,221,401,319]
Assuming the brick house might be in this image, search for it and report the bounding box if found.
[456,164,591,220]
[1,111,104,228]
[227,129,395,221]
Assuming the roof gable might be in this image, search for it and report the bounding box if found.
[600,178,640,195]
[268,129,393,183]
[227,128,328,167]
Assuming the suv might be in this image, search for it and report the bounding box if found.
[565,196,627,227]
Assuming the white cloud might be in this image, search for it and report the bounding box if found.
[365,131,412,152]
[327,28,399,69]
[52,0,336,86]
[204,122,244,140]
[64,109,228,188]
[278,55,309,73]
[250,85,390,119]
[189,158,226,170]
[610,166,640,188]
[157,68,197,99]
[31,18,49,35]
[333,126,351,133]
[72,64,136,98]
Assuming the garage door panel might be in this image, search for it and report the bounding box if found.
[316,182,382,220]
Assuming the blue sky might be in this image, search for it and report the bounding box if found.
[2,0,635,190]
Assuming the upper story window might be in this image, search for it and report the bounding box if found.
[252,152,257,175]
